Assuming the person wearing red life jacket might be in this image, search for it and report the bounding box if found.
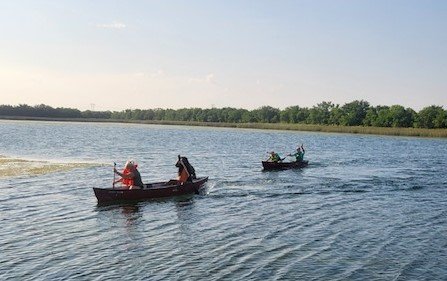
[113,160,144,189]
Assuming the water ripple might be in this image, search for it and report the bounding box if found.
[1,121,446,280]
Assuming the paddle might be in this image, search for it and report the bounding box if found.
[112,162,116,189]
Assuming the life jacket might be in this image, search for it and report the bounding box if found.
[122,168,134,186]
[178,168,189,183]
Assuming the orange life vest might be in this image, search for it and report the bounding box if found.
[122,168,134,186]
[178,166,190,183]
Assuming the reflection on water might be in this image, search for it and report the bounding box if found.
[120,204,141,226]
[175,197,195,207]
[95,196,196,228]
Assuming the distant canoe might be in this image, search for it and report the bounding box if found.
[262,160,308,171]
[93,177,208,203]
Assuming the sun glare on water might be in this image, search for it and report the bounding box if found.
[0,156,99,178]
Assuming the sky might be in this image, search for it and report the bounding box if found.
[0,0,446,111]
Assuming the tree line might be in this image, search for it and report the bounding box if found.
[0,101,446,129]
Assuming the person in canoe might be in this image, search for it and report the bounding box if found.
[113,160,144,189]
[176,155,196,184]
[267,151,282,163]
[288,144,305,162]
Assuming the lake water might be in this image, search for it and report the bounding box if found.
[0,120,446,280]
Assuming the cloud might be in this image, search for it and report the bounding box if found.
[206,73,215,83]
[96,22,127,30]
[132,70,165,78]
[188,73,217,84]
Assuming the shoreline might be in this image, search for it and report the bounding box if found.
[1,115,446,138]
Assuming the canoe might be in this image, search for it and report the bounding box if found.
[93,177,208,203]
[262,160,308,170]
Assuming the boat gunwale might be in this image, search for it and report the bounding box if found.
[93,176,208,192]
[261,160,309,170]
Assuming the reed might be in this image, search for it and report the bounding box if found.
[122,120,447,138]
[1,116,446,138]
[232,123,447,137]
[139,121,447,137]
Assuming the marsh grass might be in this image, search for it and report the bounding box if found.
[119,120,447,138]
[2,116,447,138]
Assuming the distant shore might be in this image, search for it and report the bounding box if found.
[1,115,446,138]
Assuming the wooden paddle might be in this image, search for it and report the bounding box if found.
[112,162,116,189]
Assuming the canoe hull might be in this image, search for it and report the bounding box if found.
[262,160,308,170]
[93,177,208,203]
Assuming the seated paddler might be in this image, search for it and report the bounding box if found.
[113,160,144,189]
[288,144,305,162]
[176,155,196,184]
[267,151,282,163]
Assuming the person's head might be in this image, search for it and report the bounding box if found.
[297,147,301,152]
[176,155,185,168]
[125,160,136,170]
[270,151,275,155]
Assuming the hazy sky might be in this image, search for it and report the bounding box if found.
[1,1,446,111]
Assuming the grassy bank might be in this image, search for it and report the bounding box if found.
[1,115,447,138]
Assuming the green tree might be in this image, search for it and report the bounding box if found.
[387,105,415,127]
[363,107,378,126]
[281,106,309,123]
[253,106,281,123]
[80,110,110,119]
[340,100,370,126]
[375,106,392,127]
[241,111,257,123]
[417,106,447,128]
[307,101,334,125]
[0,105,14,116]
[226,108,247,123]
[329,105,343,125]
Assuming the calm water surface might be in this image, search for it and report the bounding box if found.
[0,120,446,280]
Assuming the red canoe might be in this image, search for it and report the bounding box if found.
[93,177,208,203]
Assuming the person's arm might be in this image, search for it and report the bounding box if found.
[114,168,134,179]
[113,168,121,176]
[121,172,134,179]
